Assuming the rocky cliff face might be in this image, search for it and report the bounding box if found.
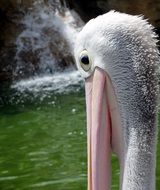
[67,0,160,29]
[0,0,23,82]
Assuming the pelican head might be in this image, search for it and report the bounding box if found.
[74,11,159,190]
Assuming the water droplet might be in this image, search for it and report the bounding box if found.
[71,108,76,113]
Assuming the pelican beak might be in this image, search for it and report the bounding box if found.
[85,67,113,190]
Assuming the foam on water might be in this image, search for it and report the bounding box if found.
[11,69,84,94]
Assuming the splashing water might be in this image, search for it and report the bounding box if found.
[12,70,84,94]
[12,0,84,97]
[14,1,84,79]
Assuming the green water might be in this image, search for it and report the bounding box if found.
[0,91,159,190]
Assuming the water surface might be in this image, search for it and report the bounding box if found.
[0,88,159,190]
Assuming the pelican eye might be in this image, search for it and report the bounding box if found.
[81,55,89,65]
[79,50,92,71]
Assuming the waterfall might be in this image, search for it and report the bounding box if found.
[15,0,83,76]
[11,0,84,96]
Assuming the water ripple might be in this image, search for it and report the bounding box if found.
[0,174,30,181]
[29,176,85,187]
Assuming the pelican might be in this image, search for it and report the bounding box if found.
[74,11,159,190]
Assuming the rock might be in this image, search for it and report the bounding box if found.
[67,0,104,22]
[67,0,160,28]
[0,1,24,82]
